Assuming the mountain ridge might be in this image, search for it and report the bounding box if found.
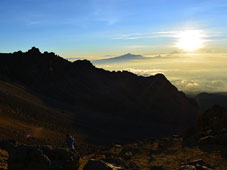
[0,47,198,142]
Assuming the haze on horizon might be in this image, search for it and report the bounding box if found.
[1,0,227,93]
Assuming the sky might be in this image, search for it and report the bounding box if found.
[1,0,227,93]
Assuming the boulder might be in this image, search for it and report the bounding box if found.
[26,154,51,170]
[5,142,80,170]
[8,145,51,170]
[46,148,80,170]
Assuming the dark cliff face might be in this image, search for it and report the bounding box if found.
[0,47,198,140]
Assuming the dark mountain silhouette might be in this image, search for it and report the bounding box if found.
[92,53,147,64]
[0,47,198,142]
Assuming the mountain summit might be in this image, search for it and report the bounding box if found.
[0,48,198,141]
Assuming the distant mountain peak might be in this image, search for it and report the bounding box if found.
[121,53,143,57]
[92,53,146,64]
[125,53,134,56]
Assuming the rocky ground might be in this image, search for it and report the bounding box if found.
[0,133,226,170]
[0,105,227,170]
[0,104,226,170]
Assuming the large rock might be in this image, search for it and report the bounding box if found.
[3,141,80,170]
[8,145,51,170]
[49,148,80,170]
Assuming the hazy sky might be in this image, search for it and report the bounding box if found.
[1,0,227,93]
[1,0,227,58]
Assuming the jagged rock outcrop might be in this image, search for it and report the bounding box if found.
[182,105,227,158]
[0,140,80,170]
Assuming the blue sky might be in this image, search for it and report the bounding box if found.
[1,0,227,58]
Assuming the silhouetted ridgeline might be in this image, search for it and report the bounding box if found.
[0,47,198,142]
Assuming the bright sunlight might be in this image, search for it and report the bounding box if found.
[176,30,205,51]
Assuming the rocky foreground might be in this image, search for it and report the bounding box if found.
[0,105,226,170]
[0,132,226,170]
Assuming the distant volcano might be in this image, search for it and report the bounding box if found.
[92,53,147,64]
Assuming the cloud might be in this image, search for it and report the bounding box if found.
[111,33,145,40]
[110,30,221,41]
[154,30,221,38]
[186,82,199,87]
[110,32,170,40]
[65,57,83,61]
[100,65,113,68]
[171,78,227,93]
[171,80,200,91]
[124,68,166,77]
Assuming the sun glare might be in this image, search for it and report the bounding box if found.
[176,30,205,51]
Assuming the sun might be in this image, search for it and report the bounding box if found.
[176,30,205,51]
